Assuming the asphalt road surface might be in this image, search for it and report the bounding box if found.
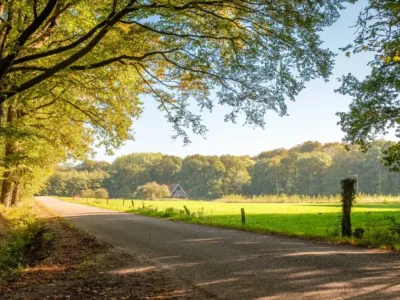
[36,196,400,299]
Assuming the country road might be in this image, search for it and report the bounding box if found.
[36,196,400,299]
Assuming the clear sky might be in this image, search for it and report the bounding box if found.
[95,1,381,162]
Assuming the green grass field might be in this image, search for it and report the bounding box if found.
[58,197,400,250]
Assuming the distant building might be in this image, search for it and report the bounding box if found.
[167,184,188,198]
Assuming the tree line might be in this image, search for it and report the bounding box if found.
[41,141,400,199]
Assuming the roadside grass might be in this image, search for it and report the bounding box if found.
[218,193,400,203]
[58,197,400,250]
[0,201,53,277]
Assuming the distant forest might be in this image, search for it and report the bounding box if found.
[41,141,400,198]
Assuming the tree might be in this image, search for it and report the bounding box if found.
[150,155,182,184]
[297,152,332,195]
[76,161,111,172]
[296,141,323,153]
[80,189,95,199]
[0,92,96,205]
[106,153,162,197]
[95,188,109,199]
[255,148,288,160]
[322,146,364,195]
[135,182,170,200]
[337,0,400,170]
[0,49,141,205]
[178,155,225,198]
[279,151,300,194]
[0,0,344,141]
[220,155,253,195]
[251,156,285,195]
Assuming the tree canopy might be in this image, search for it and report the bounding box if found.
[0,0,350,206]
[337,0,400,170]
[0,0,345,140]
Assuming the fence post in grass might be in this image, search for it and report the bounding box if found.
[241,208,246,226]
[341,178,357,237]
[142,201,145,209]
[131,200,134,208]
[183,205,191,216]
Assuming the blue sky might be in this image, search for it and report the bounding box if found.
[96,1,382,162]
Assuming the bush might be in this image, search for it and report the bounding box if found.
[80,189,95,198]
[94,188,108,199]
[135,182,170,200]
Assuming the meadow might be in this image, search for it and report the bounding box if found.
[58,195,400,250]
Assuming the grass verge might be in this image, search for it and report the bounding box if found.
[59,197,400,250]
[0,201,52,277]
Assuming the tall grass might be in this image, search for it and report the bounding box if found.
[0,201,52,277]
[218,194,400,203]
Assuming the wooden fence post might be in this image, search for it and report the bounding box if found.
[142,201,145,209]
[241,208,246,226]
[341,178,357,237]
[131,200,134,207]
[183,205,191,215]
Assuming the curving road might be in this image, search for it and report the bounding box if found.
[36,196,400,299]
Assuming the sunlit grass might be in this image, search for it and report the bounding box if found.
[58,196,400,250]
[0,201,50,276]
[218,193,400,203]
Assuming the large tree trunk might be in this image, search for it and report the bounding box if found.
[11,183,20,206]
[1,104,17,206]
[1,176,13,207]
[0,102,4,205]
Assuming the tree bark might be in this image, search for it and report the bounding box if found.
[11,183,20,206]
[0,104,16,206]
[1,176,13,207]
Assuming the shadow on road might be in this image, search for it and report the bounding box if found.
[63,212,400,299]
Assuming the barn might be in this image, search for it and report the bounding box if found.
[167,184,188,198]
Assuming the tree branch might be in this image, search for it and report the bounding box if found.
[0,0,59,80]
[1,0,138,104]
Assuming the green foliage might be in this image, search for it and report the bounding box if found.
[45,140,400,198]
[80,189,95,199]
[250,141,399,196]
[0,203,52,276]
[75,161,111,172]
[337,0,400,170]
[105,153,181,198]
[178,155,226,198]
[220,155,254,195]
[94,188,108,199]
[385,216,400,236]
[135,182,170,200]
[0,0,345,143]
[42,168,109,197]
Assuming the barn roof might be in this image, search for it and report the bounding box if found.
[167,184,179,193]
[167,184,188,197]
